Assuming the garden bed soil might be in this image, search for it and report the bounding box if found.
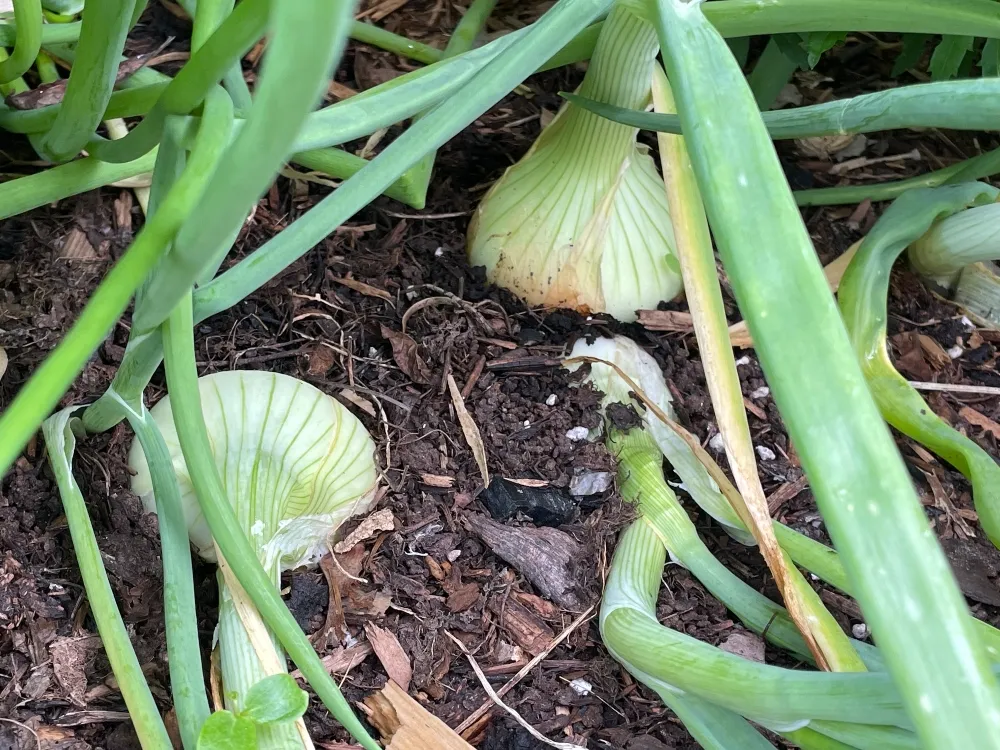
[3,4,1000,749]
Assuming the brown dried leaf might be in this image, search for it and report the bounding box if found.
[364,622,412,692]
[334,509,395,553]
[362,680,474,750]
[381,324,432,384]
[291,642,372,680]
[447,373,489,485]
[718,631,765,663]
[316,545,367,646]
[892,331,936,381]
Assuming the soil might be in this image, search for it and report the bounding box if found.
[2,6,1000,750]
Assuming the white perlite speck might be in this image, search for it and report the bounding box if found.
[735,356,751,366]
[566,426,589,442]
[545,394,557,406]
[852,623,870,639]
[756,445,776,461]
[750,386,770,399]
[709,433,725,452]
[569,678,593,696]
[948,345,964,359]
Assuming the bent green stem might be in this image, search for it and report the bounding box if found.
[42,409,172,750]
[39,0,137,162]
[84,0,267,164]
[838,182,1000,548]
[602,521,912,729]
[0,0,42,84]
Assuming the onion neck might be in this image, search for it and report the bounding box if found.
[218,563,306,749]
[540,4,658,171]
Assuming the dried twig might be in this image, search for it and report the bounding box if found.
[445,631,585,749]
[454,606,594,735]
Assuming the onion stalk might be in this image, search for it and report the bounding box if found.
[468,2,681,321]
[838,183,1000,548]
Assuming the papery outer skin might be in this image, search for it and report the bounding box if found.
[467,4,682,322]
[128,370,378,565]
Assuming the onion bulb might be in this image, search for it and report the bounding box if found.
[468,3,681,322]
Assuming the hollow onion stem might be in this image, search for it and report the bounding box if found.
[41,410,173,749]
[85,0,266,164]
[122,400,211,748]
[0,0,41,84]
[39,0,137,162]
[838,183,1000,548]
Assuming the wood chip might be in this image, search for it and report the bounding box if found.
[334,509,395,553]
[488,596,554,655]
[918,334,952,370]
[60,228,97,260]
[447,583,481,613]
[766,475,809,515]
[291,642,372,681]
[339,388,377,418]
[447,373,489,485]
[361,680,474,749]
[113,191,133,232]
[365,622,412,692]
[420,473,455,488]
[467,515,586,610]
[960,406,1000,440]
[333,276,394,302]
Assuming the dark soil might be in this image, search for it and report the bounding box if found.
[2,6,1000,750]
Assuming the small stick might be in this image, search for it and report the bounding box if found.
[454,606,594,735]
[909,381,1000,396]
